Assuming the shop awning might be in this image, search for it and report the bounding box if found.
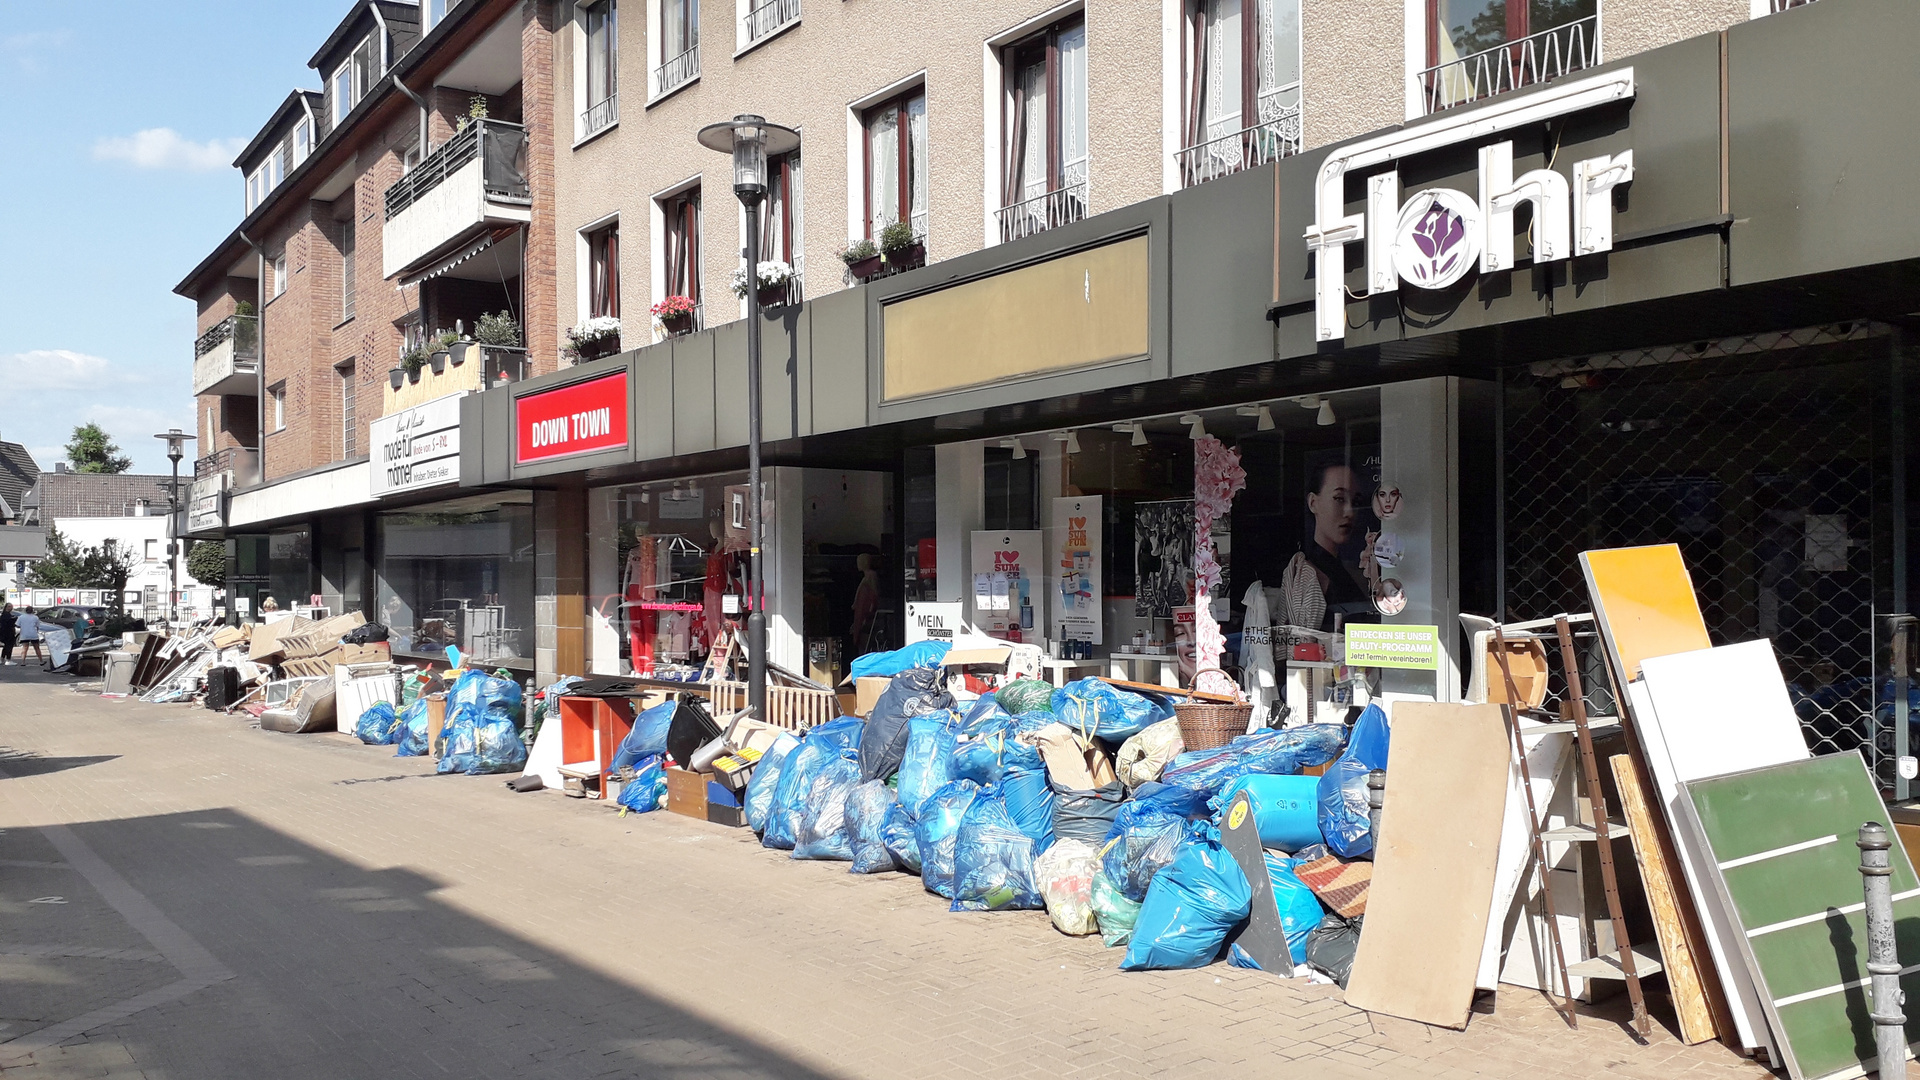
[397,226,520,289]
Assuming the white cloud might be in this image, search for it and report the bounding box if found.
[2,29,70,74]
[0,349,114,392]
[92,128,245,172]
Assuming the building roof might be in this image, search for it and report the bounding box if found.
[310,1,421,74]
[28,472,176,521]
[0,442,41,523]
[234,90,325,173]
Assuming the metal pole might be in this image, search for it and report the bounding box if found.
[1366,768,1386,850]
[1860,822,1907,1080]
[168,457,180,630]
[745,194,767,723]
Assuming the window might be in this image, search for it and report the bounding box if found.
[271,252,288,299]
[655,0,699,96]
[341,221,357,321]
[662,188,701,311]
[145,539,159,562]
[332,62,354,124]
[340,363,357,457]
[247,168,265,212]
[1179,0,1302,185]
[270,383,286,432]
[267,144,286,190]
[743,0,800,47]
[293,118,312,166]
[587,221,620,318]
[424,0,465,28]
[1422,0,1598,113]
[582,1,618,136]
[762,152,803,293]
[863,90,927,242]
[331,35,380,123]
[999,17,1088,241]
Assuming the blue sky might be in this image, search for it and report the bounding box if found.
[0,1,343,473]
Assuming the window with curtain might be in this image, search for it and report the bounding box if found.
[1181,0,1301,180]
[863,91,927,241]
[761,153,802,263]
[663,189,701,306]
[341,220,356,320]
[1423,0,1596,109]
[587,222,620,318]
[1000,17,1086,236]
[662,0,697,64]
[583,0,618,131]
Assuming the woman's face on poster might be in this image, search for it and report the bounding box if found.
[1309,465,1359,549]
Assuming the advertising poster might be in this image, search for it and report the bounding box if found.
[1049,496,1103,645]
[970,530,1042,641]
[1133,500,1194,619]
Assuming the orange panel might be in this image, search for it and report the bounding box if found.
[558,697,597,765]
[1580,544,1711,682]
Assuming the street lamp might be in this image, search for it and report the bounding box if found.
[698,114,800,724]
[153,428,195,630]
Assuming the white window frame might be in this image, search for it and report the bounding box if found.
[575,210,622,329]
[573,0,621,146]
[332,61,354,124]
[648,174,702,339]
[145,539,159,562]
[247,167,266,212]
[845,74,929,250]
[339,361,357,458]
[981,2,1086,246]
[293,116,313,167]
[648,0,701,102]
[735,0,801,58]
[271,252,288,299]
[269,383,287,432]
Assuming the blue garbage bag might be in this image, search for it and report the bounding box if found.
[355,701,402,745]
[447,668,523,728]
[1121,829,1252,971]
[615,755,666,813]
[609,701,676,773]
[1317,703,1390,857]
[1051,679,1175,741]
[998,765,1056,855]
[394,699,434,757]
[883,802,923,874]
[1160,724,1347,797]
[846,780,899,873]
[915,779,981,899]
[1218,773,1325,852]
[1099,801,1194,902]
[952,719,1045,786]
[896,711,960,814]
[744,732,800,835]
[1261,851,1325,964]
[437,703,529,775]
[792,749,863,861]
[765,718,865,851]
[849,640,952,681]
[950,793,1046,912]
[960,695,1012,734]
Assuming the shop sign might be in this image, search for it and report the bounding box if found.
[1049,496,1103,645]
[906,602,965,644]
[371,392,465,496]
[188,473,226,532]
[1344,624,1442,670]
[514,372,629,465]
[970,531,1041,642]
[1304,68,1637,341]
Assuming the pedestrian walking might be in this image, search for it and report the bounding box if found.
[0,603,16,666]
[16,607,45,664]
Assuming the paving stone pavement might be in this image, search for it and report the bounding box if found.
[0,668,1782,1079]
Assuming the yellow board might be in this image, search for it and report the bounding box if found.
[1579,544,1711,682]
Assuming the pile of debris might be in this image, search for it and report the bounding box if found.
[116,612,391,726]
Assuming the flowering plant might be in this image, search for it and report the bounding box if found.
[563,315,621,361]
[651,295,697,319]
[730,260,794,299]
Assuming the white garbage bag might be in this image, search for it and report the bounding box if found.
[1034,838,1098,936]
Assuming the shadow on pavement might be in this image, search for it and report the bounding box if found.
[19,807,849,1080]
[0,749,120,778]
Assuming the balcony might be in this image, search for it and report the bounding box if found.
[382,120,533,279]
[996,172,1088,244]
[192,315,259,397]
[580,93,618,140]
[1175,84,1302,188]
[742,0,799,48]
[1419,14,1600,115]
[653,40,699,99]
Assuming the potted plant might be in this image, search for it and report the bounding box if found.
[731,260,795,309]
[475,310,525,383]
[879,221,924,272]
[389,366,406,391]
[428,330,459,375]
[841,238,882,282]
[651,296,697,337]
[564,315,623,361]
[400,344,428,383]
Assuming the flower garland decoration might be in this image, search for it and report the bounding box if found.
[1192,434,1247,681]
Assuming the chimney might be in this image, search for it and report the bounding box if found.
[53,462,67,474]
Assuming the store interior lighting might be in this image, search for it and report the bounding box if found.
[1002,436,1028,459]
[1297,396,1336,426]
[1180,414,1206,440]
[1051,430,1082,454]
[1237,403,1275,431]
[1112,421,1148,446]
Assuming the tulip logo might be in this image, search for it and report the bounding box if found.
[1391,188,1483,291]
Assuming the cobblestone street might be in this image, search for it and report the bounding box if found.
[0,670,1775,1079]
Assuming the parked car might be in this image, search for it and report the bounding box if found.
[40,606,111,638]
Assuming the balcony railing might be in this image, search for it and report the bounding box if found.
[1418,14,1600,115]
[996,174,1088,244]
[743,0,799,45]
[191,315,260,397]
[1770,0,1817,9]
[193,446,261,491]
[654,41,700,98]
[384,119,530,221]
[580,94,618,139]
[1175,85,1302,188]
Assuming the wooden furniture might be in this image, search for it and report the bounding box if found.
[708,681,837,732]
[1106,650,1179,688]
[553,695,636,799]
[1038,658,1103,687]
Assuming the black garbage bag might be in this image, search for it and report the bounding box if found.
[1303,911,1365,987]
[859,668,953,782]
[342,622,391,644]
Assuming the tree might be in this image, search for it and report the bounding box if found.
[187,540,226,588]
[65,423,133,474]
[24,529,140,613]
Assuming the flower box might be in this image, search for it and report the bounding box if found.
[849,254,884,281]
[883,243,926,273]
[756,283,791,309]
[660,314,694,337]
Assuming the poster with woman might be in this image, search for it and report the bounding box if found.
[1282,448,1389,633]
[1133,500,1194,619]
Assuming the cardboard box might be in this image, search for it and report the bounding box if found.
[665,766,709,819]
[339,641,390,666]
[425,694,448,756]
[248,615,311,662]
[854,676,891,717]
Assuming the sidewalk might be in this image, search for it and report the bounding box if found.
[0,670,1777,1079]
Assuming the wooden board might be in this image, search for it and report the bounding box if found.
[1346,702,1510,1029]
[1580,544,1712,683]
[1679,753,1920,1080]
[1611,752,1727,1046]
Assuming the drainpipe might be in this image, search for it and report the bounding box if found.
[394,74,430,159]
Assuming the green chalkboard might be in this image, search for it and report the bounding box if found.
[1681,753,1920,1080]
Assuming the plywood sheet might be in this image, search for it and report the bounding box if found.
[1635,640,1812,1054]
[1611,753,1726,1045]
[1680,753,1920,1080]
[1581,544,1711,682]
[1346,702,1509,1029]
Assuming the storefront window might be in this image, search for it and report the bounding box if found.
[267,527,313,612]
[377,494,534,667]
[596,472,749,679]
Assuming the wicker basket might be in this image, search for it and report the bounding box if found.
[1174,701,1254,752]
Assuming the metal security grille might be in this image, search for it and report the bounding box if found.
[1502,323,1895,776]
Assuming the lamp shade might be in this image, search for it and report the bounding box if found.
[698,115,801,198]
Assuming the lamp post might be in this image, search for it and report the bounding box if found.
[153,428,195,629]
[698,114,800,723]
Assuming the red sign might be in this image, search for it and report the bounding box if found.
[515,372,630,464]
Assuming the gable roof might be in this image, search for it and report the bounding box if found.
[234,90,325,172]
[28,472,176,521]
[0,442,40,522]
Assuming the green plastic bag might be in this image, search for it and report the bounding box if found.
[1092,865,1142,948]
[996,679,1055,716]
